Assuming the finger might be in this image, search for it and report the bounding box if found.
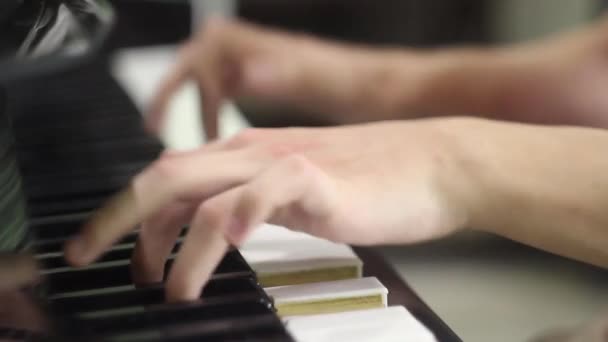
[146,47,195,134]
[131,201,195,285]
[198,78,221,142]
[0,254,39,292]
[166,188,241,301]
[65,148,265,266]
[227,154,336,244]
[65,188,140,266]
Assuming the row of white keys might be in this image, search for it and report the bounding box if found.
[285,306,437,342]
[239,223,363,287]
[242,224,437,341]
[111,47,437,342]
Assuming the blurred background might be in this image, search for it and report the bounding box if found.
[102,0,608,341]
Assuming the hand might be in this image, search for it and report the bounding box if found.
[145,17,430,140]
[0,253,39,292]
[147,15,608,143]
[0,254,47,333]
[65,119,472,301]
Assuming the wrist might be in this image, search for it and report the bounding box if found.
[381,47,521,120]
[430,117,501,234]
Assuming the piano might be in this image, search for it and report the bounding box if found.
[0,1,462,341]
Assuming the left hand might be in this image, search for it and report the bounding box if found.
[0,253,47,333]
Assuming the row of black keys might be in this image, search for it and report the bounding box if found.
[5,217,295,341]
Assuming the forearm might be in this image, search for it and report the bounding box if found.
[376,16,608,126]
[442,118,608,268]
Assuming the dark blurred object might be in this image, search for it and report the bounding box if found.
[0,254,49,338]
[0,0,23,27]
[239,0,490,47]
[0,91,28,253]
[7,60,163,218]
[0,0,114,83]
[236,0,491,128]
[105,0,191,49]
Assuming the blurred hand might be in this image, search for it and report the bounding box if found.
[146,17,430,140]
[147,16,608,139]
[66,120,472,301]
[0,254,47,333]
[0,253,38,292]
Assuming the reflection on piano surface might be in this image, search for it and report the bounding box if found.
[0,1,462,341]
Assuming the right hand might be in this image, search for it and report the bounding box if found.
[146,17,428,140]
[66,119,474,301]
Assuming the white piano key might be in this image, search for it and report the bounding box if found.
[240,224,363,287]
[284,306,437,342]
[265,277,387,317]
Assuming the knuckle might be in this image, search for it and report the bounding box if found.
[200,16,231,40]
[265,143,293,159]
[228,128,263,147]
[150,156,180,180]
[177,42,195,59]
[282,154,315,176]
[237,187,262,216]
[197,202,225,230]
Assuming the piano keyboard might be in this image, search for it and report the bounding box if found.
[0,48,461,341]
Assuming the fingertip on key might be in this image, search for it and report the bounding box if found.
[165,276,203,303]
[64,237,92,267]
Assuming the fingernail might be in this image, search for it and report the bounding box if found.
[226,218,246,244]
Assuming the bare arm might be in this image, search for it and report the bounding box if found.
[148,15,608,139]
[444,118,608,268]
[66,116,608,302]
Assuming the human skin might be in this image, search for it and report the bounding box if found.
[64,16,608,302]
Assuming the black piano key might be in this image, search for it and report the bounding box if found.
[104,322,294,342]
[17,138,162,173]
[38,238,182,269]
[34,232,139,255]
[15,116,154,147]
[74,297,273,335]
[34,225,188,259]
[23,175,133,201]
[155,316,293,342]
[26,193,113,217]
[31,215,90,240]
[44,250,252,295]
[50,277,264,315]
[22,161,149,184]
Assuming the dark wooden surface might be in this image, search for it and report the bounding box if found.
[354,247,462,342]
